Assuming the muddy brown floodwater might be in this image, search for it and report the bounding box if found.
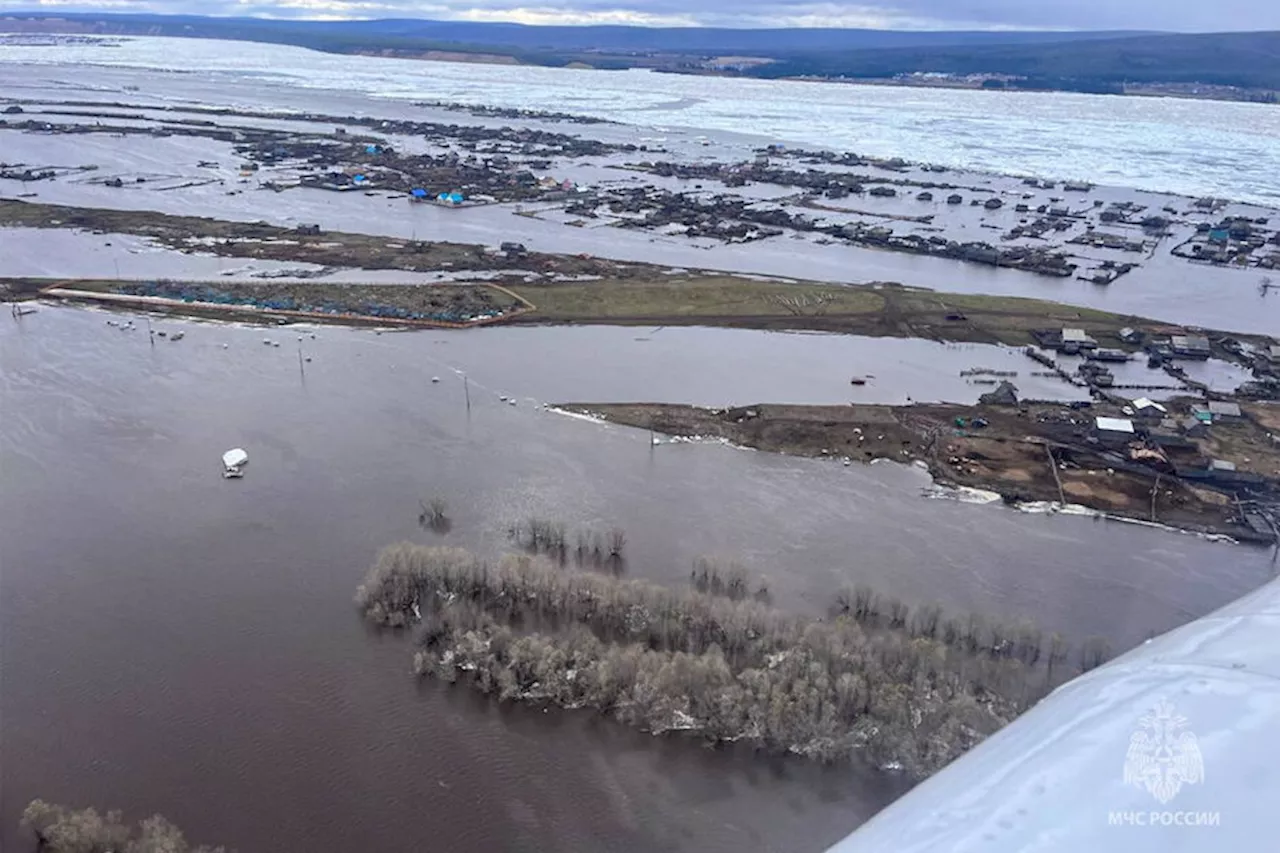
[2,307,1274,852]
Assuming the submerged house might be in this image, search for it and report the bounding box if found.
[436,190,466,206]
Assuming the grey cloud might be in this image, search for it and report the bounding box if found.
[4,0,1279,30]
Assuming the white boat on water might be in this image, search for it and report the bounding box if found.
[222,447,248,478]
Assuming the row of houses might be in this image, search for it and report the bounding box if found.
[1035,327,1214,359]
[1091,398,1256,486]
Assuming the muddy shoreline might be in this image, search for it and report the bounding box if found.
[566,401,1280,544]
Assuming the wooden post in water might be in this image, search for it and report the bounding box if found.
[464,375,471,414]
[297,339,305,379]
[1150,474,1161,522]
[1045,443,1066,505]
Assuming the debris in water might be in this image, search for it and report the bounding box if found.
[431,376,441,383]
[263,339,272,345]
[170,331,184,341]
[222,447,248,479]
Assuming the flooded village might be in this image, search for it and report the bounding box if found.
[4,78,1278,543]
[2,52,1280,853]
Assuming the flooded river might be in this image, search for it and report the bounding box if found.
[2,307,1274,852]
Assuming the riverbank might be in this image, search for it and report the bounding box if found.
[566,401,1280,544]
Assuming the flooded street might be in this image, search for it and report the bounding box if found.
[2,306,1274,851]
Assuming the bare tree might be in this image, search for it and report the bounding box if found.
[1079,636,1112,672]
[886,598,909,629]
[910,604,942,639]
[419,498,450,534]
[608,528,626,558]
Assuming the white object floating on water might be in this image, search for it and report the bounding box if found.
[170,331,184,341]
[222,343,229,349]
[431,376,441,383]
[508,399,517,406]
[652,436,662,445]
[222,448,248,468]
[499,395,508,402]
[221,447,248,478]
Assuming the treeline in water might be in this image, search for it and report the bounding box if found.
[829,584,1112,674]
[355,544,1099,777]
[20,800,225,853]
[507,517,627,571]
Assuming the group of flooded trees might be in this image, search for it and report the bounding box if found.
[508,517,627,571]
[356,544,1099,777]
[831,583,1112,676]
[20,800,222,853]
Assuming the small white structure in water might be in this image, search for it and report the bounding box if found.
[222,447,248,479]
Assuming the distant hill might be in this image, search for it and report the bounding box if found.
[2,13,1276,94]
[750,30,1280,91]
[0,13,1148,53]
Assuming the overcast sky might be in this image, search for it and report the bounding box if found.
[5,0,1279,31]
